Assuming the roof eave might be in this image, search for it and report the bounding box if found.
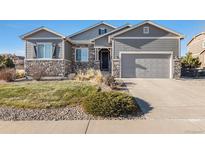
[20,27,65,40]
[67,21,116,38]
[187,32,205,46]
[91,24,132,41]
[110,20,184,39]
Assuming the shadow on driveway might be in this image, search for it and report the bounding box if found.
[134,97,153,115]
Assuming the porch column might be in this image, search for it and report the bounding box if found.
[95,48,100,61]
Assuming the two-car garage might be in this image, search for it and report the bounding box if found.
[110,21,183,79]
[120,52,173,78]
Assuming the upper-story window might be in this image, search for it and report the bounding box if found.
[143,26,150,34]
[37,43,52,59]
[75,48,89,62]
[202,40,205,48]
[99,28,107,35]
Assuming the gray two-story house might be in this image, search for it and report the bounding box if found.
[21,21,184,78]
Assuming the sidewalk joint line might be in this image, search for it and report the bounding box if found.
[85,119,91,134]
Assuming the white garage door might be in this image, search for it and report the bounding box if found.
[120,52,172,78]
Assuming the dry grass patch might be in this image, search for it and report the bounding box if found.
[0,68,16,82]
[0,80,99,109]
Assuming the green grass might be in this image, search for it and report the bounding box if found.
[0,81,99,109]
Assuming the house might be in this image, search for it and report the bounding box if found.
[187,32,205,68]
[21,21,184,78]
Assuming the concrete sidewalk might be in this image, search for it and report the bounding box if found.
[0,119,205,134]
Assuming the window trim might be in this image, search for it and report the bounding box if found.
[143,26,150,34]
[204,54,205,64]
[202,40,205,49]
[36,42,53,59]
[75,48,89,62]
[99,28,107,35]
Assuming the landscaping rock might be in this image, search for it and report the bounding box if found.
[0,105,144,121]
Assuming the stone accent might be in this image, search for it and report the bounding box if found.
[71,44,100,72]
[64,60,72,76]
[94,61,100,69]
[173,58,181,79]
[25,59,72,77]
[112,59,120,78]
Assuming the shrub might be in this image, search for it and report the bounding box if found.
[0,68,16,82]
[181,53,201,69]
[0,55,15,70]
[104,75,117,89]
[30,65,45,81]
[16,69,25,79]
[32,69,44,81]
[83,91,138,117]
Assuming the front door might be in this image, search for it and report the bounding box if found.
[100,51,109,71]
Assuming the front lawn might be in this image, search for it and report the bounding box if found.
[0,80,140,118]
[0,81,99,109]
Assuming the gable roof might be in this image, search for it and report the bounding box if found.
[110,20,185,39]
[187,32,205,46]
[91,24,132,41]
[20,26,65,39]
[67,21,116,38]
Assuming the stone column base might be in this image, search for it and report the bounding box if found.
[173,58,181,79]
[112,59,120,78]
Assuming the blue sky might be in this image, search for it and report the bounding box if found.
[1,20,205,56]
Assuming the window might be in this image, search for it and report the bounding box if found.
[75,48,89,62]
[99,28,107,35]
[37,43,52,59]
[204,54,205,64]
[143,26,149,34]
[202,40,205,48]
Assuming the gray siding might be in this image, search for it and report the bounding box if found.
[25,30,62,38]
[94,26,130,47]
[117,23,179,37]
[64,41,72,61]
[114,39,179,59]
[95,36,111,47]
[26,39,63,59]
[70,24,115,40]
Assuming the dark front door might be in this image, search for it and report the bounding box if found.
[101,51,109,70]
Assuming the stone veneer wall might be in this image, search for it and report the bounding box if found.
[112,59,120,78]
[71,44,100,72]
[25,59,72,77]
[112,58,182,79]
[173,58,181,79]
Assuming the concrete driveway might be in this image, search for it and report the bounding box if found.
[123,79,205,119]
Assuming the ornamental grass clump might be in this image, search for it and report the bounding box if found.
[75,69,104,84]
[16,69,25,79]
[0,68,16,82]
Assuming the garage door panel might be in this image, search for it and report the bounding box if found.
[121,53,171,78]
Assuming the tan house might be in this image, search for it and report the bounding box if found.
[187,32,205,68]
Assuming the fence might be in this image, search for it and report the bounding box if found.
[181,68,205,78]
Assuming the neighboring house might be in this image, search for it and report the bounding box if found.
[0,53,25,69]
[21,21,184,78]
[187,32,205,68]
